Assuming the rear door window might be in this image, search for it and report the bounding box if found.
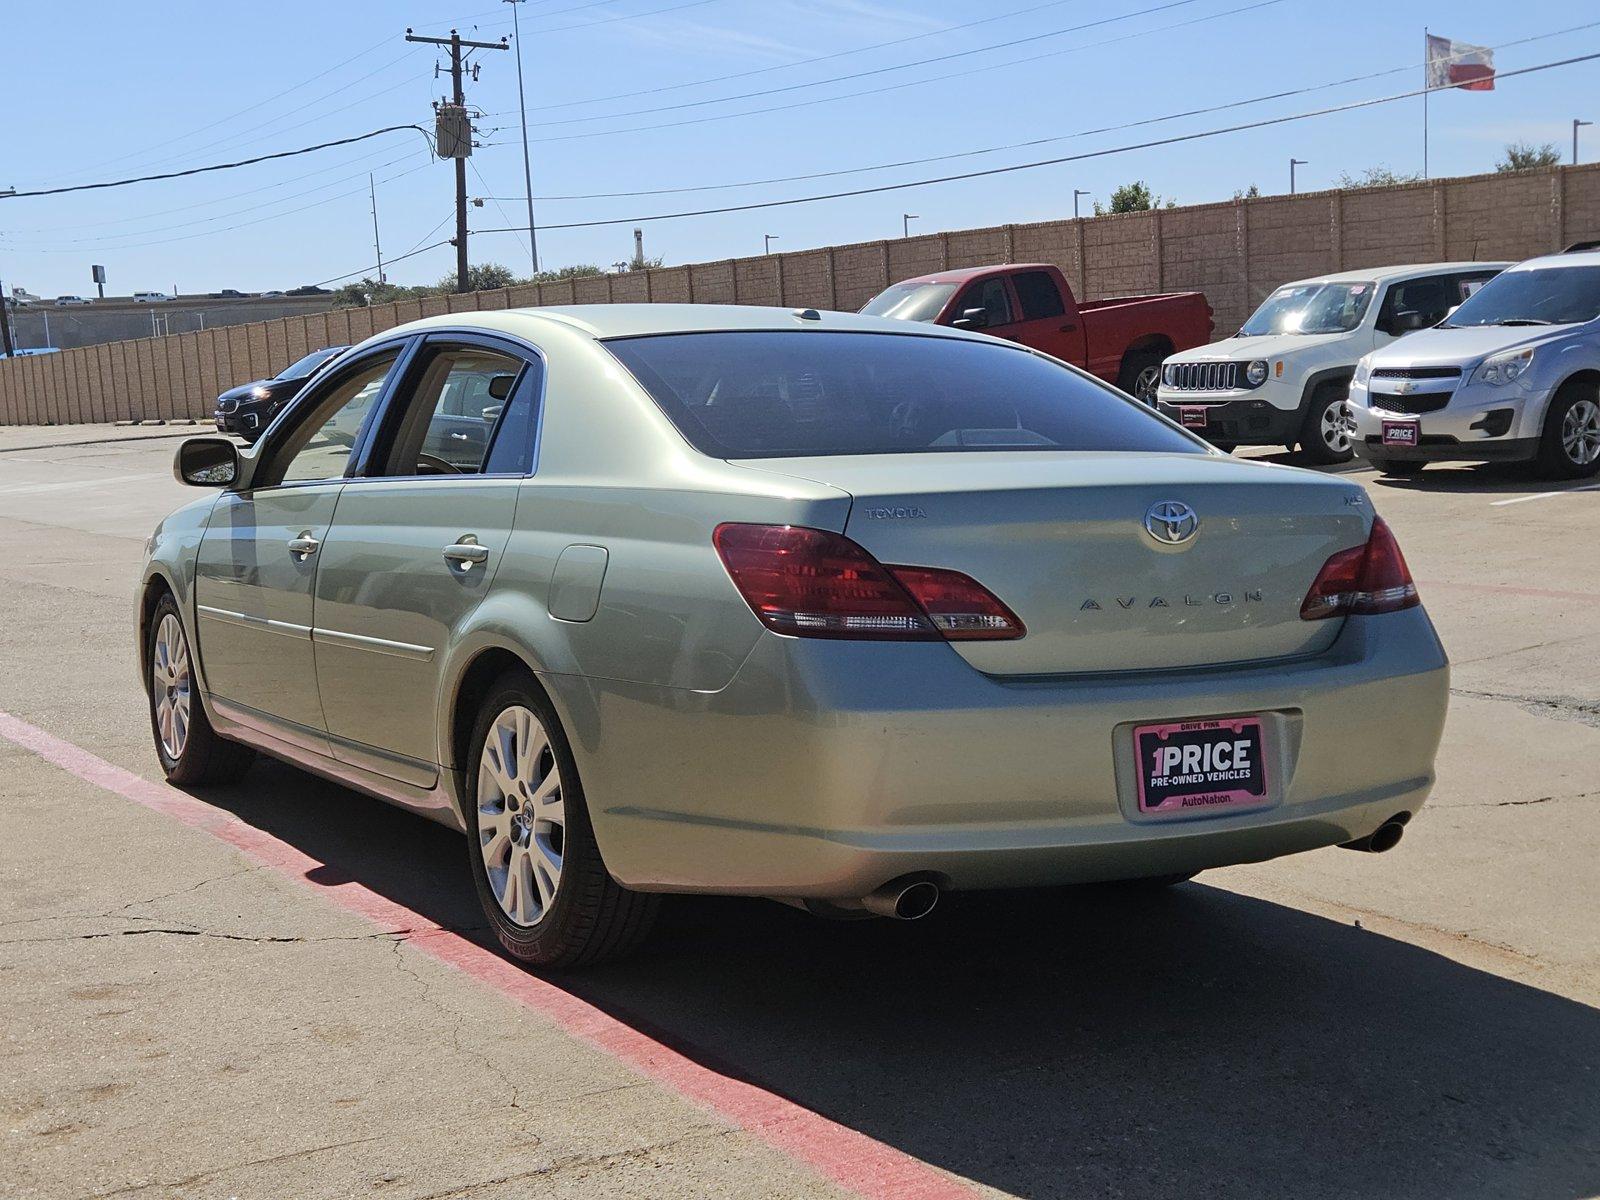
[369,344,539,477]
[606,331,1204,459]
[1010,271,1066,320]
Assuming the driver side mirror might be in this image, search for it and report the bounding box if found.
[1385,309,1430,335]
[951,306,990,330]
[174,437,239,487]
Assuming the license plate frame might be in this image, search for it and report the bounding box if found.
[1381,419,1420,448]
[1179,405,1209,429]
[1133,715,1271,818]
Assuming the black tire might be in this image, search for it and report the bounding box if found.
[464,671,658,969]
[1533,382,1600,480]
[145,593,254,785]
[1297,383,1355,465]
[1118,349,1165,406]
[1376,459,1427,478]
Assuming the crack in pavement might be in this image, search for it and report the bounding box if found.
[1,924,438,947]
[79,1132,387,1198]
[1450,687,1600,728]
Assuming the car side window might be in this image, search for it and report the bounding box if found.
[1010,271,1065,320]
[1381,276,1455,328]
[263,354,398,486]
[954,278,1015,328]
[373,345,536,477]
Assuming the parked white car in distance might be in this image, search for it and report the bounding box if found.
[132,292,169,303]
[54,295,93,307]
[1155,263,1507,463]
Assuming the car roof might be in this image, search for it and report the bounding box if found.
[387,303,1000,343]
[1508,249,1600,271]
[887,264,1053,288]
[1277,262,1510,288]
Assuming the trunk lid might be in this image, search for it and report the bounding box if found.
[738,452,1367,676]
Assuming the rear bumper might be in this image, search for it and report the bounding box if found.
[552,607,1450,899]
[1156,396,1300,444]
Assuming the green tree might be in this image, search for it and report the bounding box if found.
[439,262,521,293]
[1233,184,1262,200]
[331,277,436,309]
[1093,181,1174,215]
[1497,141,1562,172]
[1337,165,1422,189]
[528,264,606,283]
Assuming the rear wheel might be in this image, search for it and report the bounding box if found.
[464,672,658,968]
[1535,384,1600,479]
[1118,350,1165,406]
[1298,383,1355,465]
[145,594,254,785]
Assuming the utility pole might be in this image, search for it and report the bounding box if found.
[902,213,918,238]
[0,188,15,358]
[1575,119,1593,165]
[369,174,386,283]
[405,27,507,293]
[1290,158,1308,194]
[504,0,539,274]
[1073,189,1090,219]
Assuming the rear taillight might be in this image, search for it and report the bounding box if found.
[1300,516,1419,620]
[712,524,1024,641]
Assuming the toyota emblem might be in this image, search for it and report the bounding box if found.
[1144,501,1200,545]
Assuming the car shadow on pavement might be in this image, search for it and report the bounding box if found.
[204,758,1600,1200]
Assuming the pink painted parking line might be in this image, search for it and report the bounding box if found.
[0,710,972,1200]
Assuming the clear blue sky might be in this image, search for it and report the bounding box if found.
[4,0,1598,298]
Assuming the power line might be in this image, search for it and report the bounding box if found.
[466,50,1600,235]
[474,18,1600,204]
[516,0,1285,143]
[0,126,433,200]
[416,0,718,39]
[515,0,1204,128]
[310,239,456,289]
[524,0,1083,113]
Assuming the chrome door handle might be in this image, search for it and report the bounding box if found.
[287,532,320,561]
[448,432,470,441]
[443,535,489,570]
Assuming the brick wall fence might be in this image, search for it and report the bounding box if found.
[4,162,1598,426]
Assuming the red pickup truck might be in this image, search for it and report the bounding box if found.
[860,263,1213,402]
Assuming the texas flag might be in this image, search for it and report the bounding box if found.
[1426,34,1495,91]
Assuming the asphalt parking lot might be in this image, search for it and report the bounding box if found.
[1,425,1597,1199]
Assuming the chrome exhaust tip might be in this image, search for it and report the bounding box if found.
[861,879,940,921]
[1340,814,1409,854]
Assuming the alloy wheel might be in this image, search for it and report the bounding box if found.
[152,613,192,762]
[1134,365,1161,406]
[1320,398,1353,455]
[477,705,565,928]
[1561,398,1600,466]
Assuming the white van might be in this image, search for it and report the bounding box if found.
[1156,263,1507,462]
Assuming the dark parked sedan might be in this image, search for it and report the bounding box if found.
[213,345,349,441]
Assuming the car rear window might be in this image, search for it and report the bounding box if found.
[605,331,1204,459]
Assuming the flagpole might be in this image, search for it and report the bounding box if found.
[1423,27,1430,180]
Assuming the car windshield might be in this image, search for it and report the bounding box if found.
[1440,265,1600,327]
[1238,282,1374,335]
[858,282,957,322]
[606,331,1205,459]
[277,347,344,380]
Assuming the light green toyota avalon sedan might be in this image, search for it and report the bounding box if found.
[138,304,1449,967]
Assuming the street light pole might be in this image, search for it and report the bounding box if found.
[0,187,15,358]
[1290,158,1309,194]
[504,0,540,274]
[764,234,778,256]
[1574,119,1593,165]
[902,213,918,239]
[1073,189,1090,219]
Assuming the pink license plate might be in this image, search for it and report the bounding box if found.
[1382,420,1420,447]
[1134,716,1270,816]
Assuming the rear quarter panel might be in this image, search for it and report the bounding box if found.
[1080,293,1215,382]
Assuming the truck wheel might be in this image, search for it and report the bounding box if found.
[1298,383,1355,466]
[1534,383,1600,479]
[1118,351,1165,406]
